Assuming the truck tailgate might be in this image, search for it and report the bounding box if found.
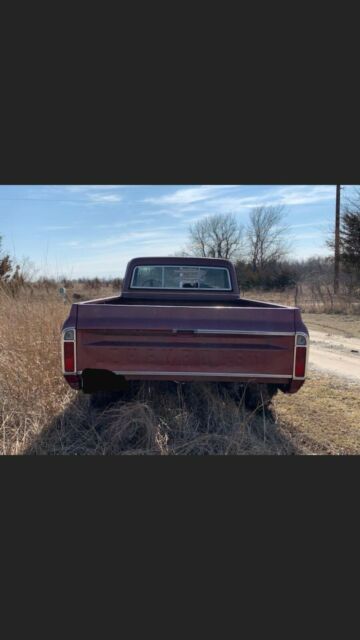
[76,304,296,380]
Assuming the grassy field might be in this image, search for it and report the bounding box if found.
[275,372,360,454]
[1,283,359,455]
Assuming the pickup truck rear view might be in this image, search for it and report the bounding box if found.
[61,257,309,399]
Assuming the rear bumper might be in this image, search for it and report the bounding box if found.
[109,371,292,384]
[284,379,305,394]
[63,374,82,390]
[64,370,304,393]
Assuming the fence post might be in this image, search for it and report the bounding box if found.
[294,284,299,306]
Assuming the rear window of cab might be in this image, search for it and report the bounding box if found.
[130,265,232,290]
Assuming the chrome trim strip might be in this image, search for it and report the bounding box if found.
[292,332,309,380]
[61,326,76,374]
[110,371,292,378]
[78,295,119,305]
[194,330,295,336]
[77,303,293,309]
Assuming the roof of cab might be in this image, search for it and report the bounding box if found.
[126,256,233,268]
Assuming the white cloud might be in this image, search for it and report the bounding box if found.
[143,185,336,218]
[94,219,146,229]
[135,210,203,225]
[61,227,176,250]
[62,240,81,247]
[24,185,125,205]
[94,222,127,229]
[196,186,336,215]
[89,193,123,203]
[88,231,159,248]
[63,185,124,192]
[289,220,328,229]
[144,185,239,206]
[275,185,335,206]
[290,231,324,240]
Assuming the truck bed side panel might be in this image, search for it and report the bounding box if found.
[76,304,296,380]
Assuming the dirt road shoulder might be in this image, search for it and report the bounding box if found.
[301,313,360,381]
[302,313,360,339]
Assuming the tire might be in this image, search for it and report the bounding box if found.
[217,381,244,401]
[244,383,278,412]
[89,382,141,410]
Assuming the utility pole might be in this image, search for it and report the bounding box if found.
[334,184,341,294]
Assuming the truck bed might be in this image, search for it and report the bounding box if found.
[73,296,301,383]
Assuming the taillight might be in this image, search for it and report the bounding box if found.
[294,333,308,379]
[295,347,306,377]
[62,328,76,373]
[64,341,75,372]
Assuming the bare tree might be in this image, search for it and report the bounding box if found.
[187,213,244,259]
[246,206,290,270]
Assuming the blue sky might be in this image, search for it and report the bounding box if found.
[0,185,356,279]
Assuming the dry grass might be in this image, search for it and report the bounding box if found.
[0,286,71,454]
[19,383,296,456]
[275,371,360,454]
[1,283,359,455]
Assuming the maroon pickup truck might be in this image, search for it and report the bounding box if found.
[61,256,309,400]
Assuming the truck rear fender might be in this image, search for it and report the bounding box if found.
[61,304,81,389]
